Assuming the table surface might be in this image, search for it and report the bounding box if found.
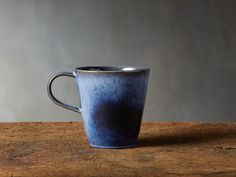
[0,122,235,177]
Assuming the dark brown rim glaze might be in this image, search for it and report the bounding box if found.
[74,66,150,74]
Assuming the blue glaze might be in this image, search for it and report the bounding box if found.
[48,66,149,148]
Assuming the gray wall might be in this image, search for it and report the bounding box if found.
[0,0,235,122]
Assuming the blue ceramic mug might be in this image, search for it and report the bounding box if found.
[47,66,149,148]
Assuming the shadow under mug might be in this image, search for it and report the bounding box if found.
[47,66,149,148]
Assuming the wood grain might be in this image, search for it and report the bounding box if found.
[0,122,236,177]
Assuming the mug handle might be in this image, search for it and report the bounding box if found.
[47,71,81,113]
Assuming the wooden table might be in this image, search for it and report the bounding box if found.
[0,122,235,177]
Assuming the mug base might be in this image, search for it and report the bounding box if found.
[89,143,136,149]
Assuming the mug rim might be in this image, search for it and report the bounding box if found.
[74,66,150,73]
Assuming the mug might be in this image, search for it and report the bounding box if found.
[47,66,149,148]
